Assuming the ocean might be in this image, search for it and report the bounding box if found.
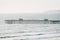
[0,24,60,40]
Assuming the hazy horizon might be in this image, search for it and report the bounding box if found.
[0,13,60,20]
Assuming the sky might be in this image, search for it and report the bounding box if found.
[0,0,60,14]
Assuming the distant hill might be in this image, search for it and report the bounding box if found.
[44,10,60,20]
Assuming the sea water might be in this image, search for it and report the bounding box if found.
[0,24,60,40]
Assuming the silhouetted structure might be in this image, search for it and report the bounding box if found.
[44,19,48,21]
[19,18,23,21]
[5,18,60,24]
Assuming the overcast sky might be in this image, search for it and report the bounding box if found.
[0,0,60,14]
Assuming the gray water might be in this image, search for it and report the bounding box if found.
[0,24,60,40]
